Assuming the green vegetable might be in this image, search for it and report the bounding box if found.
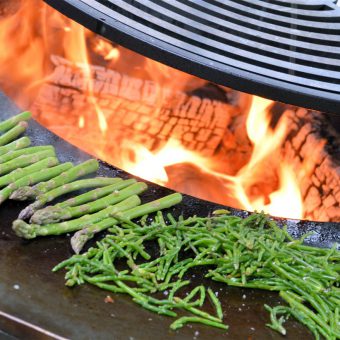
[12,159,100,203]
[0,163,72,204]
[0,121,28,146]
[0,111,31,132]
[14,159,100,220]
[27,177,123,223]
[70,193,183,254]
[31,181,148,224]
[0,137,31,156]
[207,288,224,320]
[55,178,137,208]
[13,193,182,240]
[0,149,56,175]
[0,157,59,187]
[170,316,228,331]
[54,212,339,336]
[0,145,54,163]
[30,179,137,225]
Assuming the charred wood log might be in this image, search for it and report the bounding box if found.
[34,56,238,157]
[281,107,340,222]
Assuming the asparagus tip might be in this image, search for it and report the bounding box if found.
[12,219,37,239]
[71,229,92,254]
[10,187,36,201]
[30,206,64,224]
[18,120,29,128]
[18,205,35,220]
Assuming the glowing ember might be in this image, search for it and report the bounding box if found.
[93,38,120,61]
[0,0,336,221]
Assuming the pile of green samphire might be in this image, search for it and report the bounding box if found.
[53,212,340,339]
[0,112,339,339]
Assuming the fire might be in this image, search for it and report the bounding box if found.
[265,166,303,219]
[0,0,330,221]
[232,96,304,219]
[93,38,120,62]
[121,139,207,185]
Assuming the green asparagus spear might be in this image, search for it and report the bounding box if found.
[11,159,99,202]
[13,195,142,239]
[69,195,146,252]
[0,149,56,175]
[0,137,31,156]
[13,193,182,240]
[30,182,148,224]
[0,111,31,132]
[27,177,122,222]
[0,145,54,164]
[57,179,137,208]
[30,178,138,224]
[0,163,73,204]
[0,121,28,146]
[0,157,59,187]
[71,193,183,253]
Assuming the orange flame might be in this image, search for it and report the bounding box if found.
[0,0,329,221]
[264,166,303,219]
[233,96,304,219]
[93,39,120,61]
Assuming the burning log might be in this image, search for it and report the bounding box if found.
[34,56,238,157]
[32,56,340,222]
[281,107,340,222]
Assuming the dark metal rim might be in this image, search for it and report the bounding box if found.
[43,0,340,115]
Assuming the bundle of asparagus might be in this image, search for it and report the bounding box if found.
[0,113,110,213]
[13,193,183,240]
[54,212,340,337]
[0,112,61,204]
[29,178,136,224]
[0,113,182,248]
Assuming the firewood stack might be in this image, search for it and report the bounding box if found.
[32,56,340,222]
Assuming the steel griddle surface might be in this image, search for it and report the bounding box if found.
[0,91,339,339]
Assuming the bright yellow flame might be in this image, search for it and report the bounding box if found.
[233,95,303,219]
[93,39,120,61]
[105,47,120,61]
[124,147,169,184]
[78,115,85,128]
[244,96,288,168]
[263,166,303,219]
[122,139,206,184]
[246,96,273,143]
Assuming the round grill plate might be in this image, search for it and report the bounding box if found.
[44,0,340,115]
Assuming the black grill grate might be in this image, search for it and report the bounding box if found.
[44,0,340,114]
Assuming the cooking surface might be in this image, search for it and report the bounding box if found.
[0,90,339,339]
[44,0,340,115]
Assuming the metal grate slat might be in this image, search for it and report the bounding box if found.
[44,0,340,114]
